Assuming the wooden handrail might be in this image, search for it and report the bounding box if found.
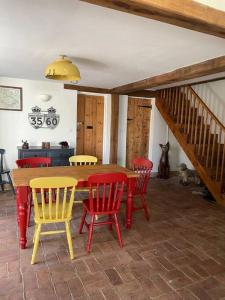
[157,85,225,200]
[187,86,225,131]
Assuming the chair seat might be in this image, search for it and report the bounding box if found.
[35,202,71,223]
[83,198,116,214]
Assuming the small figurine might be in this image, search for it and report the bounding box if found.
[42,142,50,149]
[59,141,69,148]
[158,142,170,179]
[22,140,29,149]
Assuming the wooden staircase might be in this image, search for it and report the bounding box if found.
[156,86,225,205]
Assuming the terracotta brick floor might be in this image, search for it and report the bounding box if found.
[1,177,225,299]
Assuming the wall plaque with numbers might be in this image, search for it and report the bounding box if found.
[28,106,60,129]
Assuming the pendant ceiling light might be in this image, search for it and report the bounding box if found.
[45,55,80,82]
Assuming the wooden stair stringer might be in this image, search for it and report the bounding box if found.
[156,99,224,206]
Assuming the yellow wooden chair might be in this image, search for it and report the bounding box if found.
[30,177,77,264]
[69,155,98,167]
[69,155,98,203]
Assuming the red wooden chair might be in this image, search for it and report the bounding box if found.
[16,157,52,226]
[16,157,51,168]
[132,157,153,220]
[79,172,127,253]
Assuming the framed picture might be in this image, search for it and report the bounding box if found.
[0,85,23,111]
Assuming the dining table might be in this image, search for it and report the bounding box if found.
[12,164,138,249]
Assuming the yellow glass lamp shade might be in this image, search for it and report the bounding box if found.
[45,55,80,81]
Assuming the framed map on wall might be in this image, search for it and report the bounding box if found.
[0,85,23,111]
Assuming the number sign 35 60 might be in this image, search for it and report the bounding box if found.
[28,106,60,129]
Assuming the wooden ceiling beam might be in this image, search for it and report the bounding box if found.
[111,55,225,94]
[81,0,225,39]
[127,90,155,98]
[64,83,155,97]
[64,84,110,94]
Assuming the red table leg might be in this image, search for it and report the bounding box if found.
[125,177,136,229]
[16,186,28,249]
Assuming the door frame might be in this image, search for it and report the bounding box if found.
[75,92,111,164]
[117,95,154,167]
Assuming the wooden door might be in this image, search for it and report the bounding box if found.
[76,94,104,162]
[126,97,151,169]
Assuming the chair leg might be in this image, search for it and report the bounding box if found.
[31,224,41,264]
[108,215,113,231]
[86,215,95,253]
[6,172,15,195]
[33,224,37,243]
[114,213,123,248]
[141,195,150,220]
[65,221,74,260]
[79,207,87,234]
[0,174,4,191]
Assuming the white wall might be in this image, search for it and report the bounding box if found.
[116,97,192,172]
[0,77,112,170]
[192,80,225,124]
[0,77,77,169]
[102,94,111,164]
[149,99,193,172]
[117,95,128,166]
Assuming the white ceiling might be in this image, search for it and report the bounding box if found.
[1,0,225,88]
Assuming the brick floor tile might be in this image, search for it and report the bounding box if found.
[178,265,201,281]
[153,292,182,300]
[177,288,199,299]
[115,280,144,299]
[207,287,225,300]
[162,269,192,289]
[73,259,89,274]
[189,263,209,278]
[102,287,121,300]
[79,271,111,293]
[150,274,173,294]
[96,254,121,269]
[200,259,225,275]
[156,256,175,271]
[139,278,163,298]
[85,257,103,272]
[188,283,213,300]
[200,277,221,290]
[50,263,76,283]
[36,267,52,288]
[54,281,72,299]
[67,276,87,299]
[126,249,143,261]
[26,286,56,300]
[116,265,136,283]
[105,268,123,285]
[215,272,225,285]
[2,178,225,299]
[89,289,105,300]
[23,270,38,290]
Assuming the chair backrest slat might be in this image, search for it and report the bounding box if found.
[30,177,77,222]
[49,188,53,219]
[62,187,68,219]
[55,188,60,219]
[41,188,45,221]
[69,155,97,166]
[88,173,127,214]
[133,157,153,194]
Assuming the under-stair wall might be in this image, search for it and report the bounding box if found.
[156,86,225,205]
